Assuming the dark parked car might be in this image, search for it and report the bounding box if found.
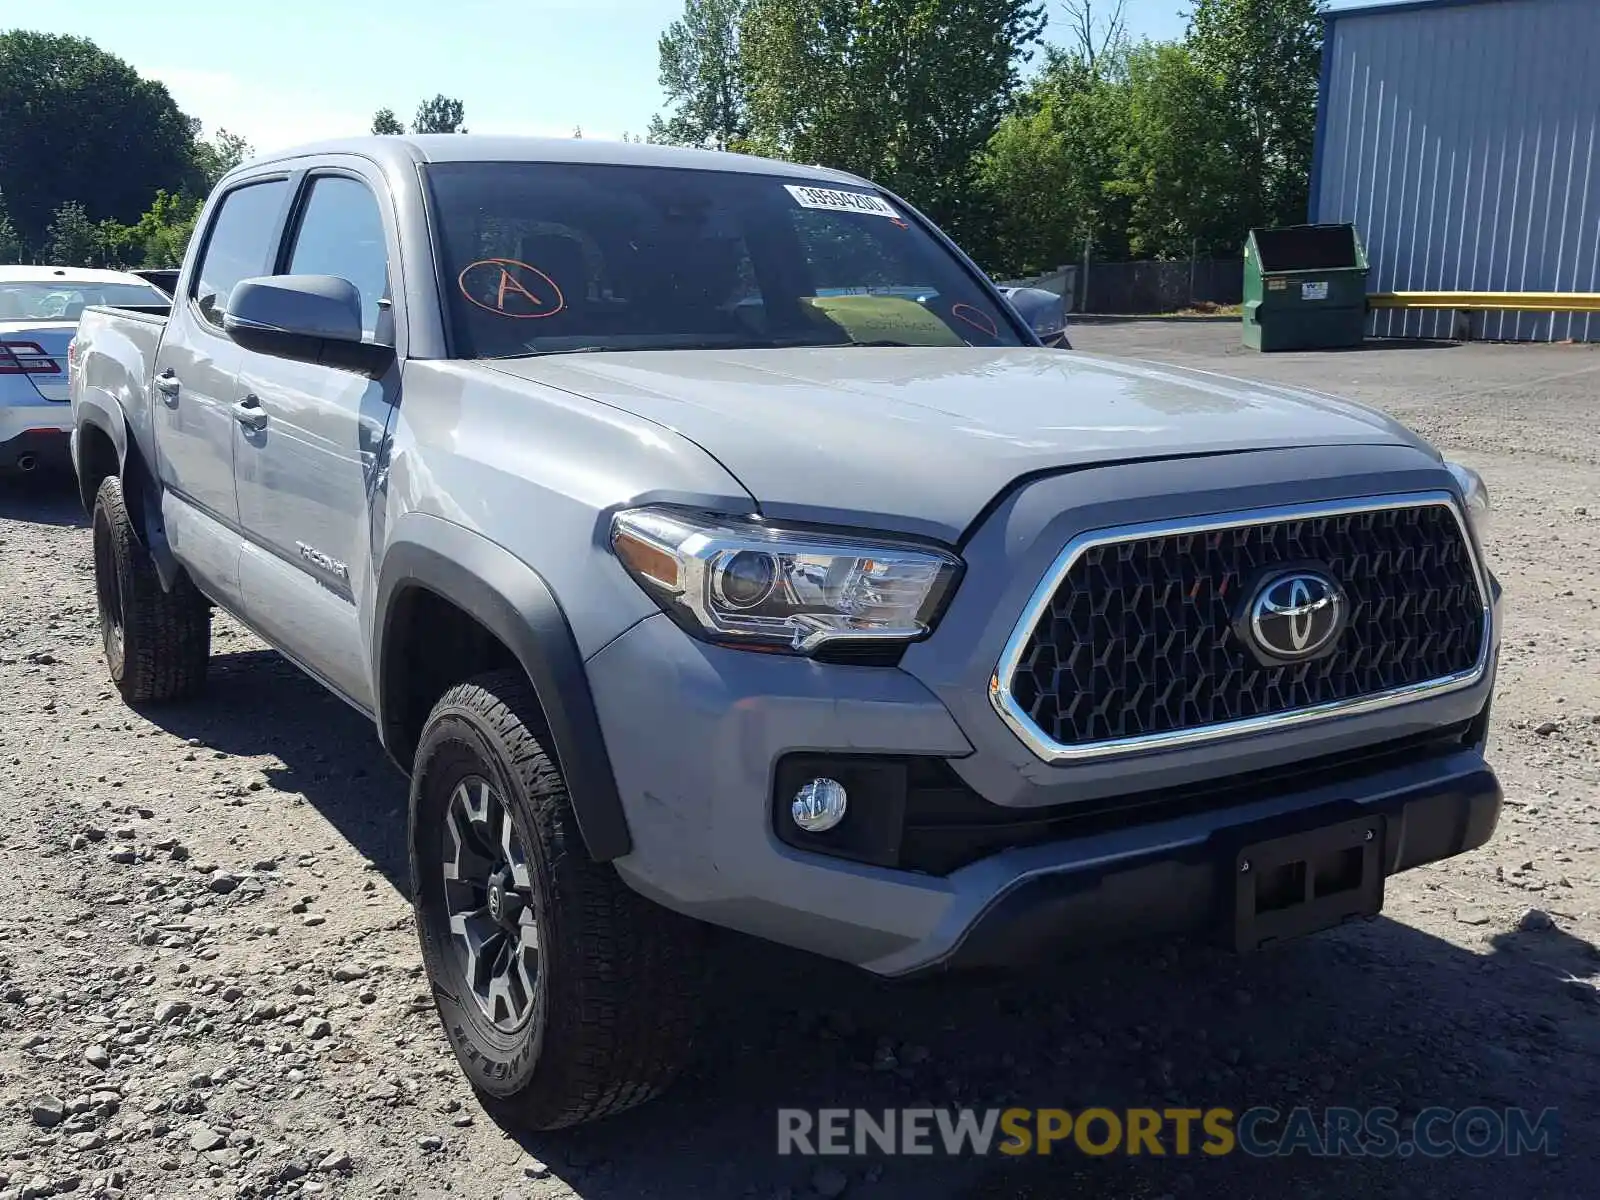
[131,269,180,297]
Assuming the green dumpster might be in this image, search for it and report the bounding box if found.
[1242,223,1370,351]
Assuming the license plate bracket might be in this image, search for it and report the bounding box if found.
[1233,816,1385,952]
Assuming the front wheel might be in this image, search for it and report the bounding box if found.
[410,669,705,1129]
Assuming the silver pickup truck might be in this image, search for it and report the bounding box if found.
[70,136,1502,1130]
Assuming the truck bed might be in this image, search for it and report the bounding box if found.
[71,304,172,483]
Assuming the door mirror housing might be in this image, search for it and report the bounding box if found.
[224,275,394,374]
[1000,286,1071,349]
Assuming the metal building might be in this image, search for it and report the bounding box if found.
[1311,0,1600,341]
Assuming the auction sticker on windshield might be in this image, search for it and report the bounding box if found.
[785,184,901,221]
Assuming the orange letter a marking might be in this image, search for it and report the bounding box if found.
[496,266,544,312]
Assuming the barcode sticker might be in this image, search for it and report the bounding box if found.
[785,184,901,221]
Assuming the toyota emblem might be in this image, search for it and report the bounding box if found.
[1245,570,1347,662]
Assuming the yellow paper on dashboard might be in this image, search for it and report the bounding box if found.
[800,295,965,347]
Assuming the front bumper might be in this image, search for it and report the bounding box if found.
[587,612,1500,978]
[904,760,1501,976]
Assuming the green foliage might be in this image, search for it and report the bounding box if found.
[649,0,750,150]
[977,47,1134,274]
[192,129,254,188]
[975,0,1324,275]
[127,190,203,268]
[740,0,1046,244]
[0,190,25,262]
[1186,0,1323,238]
[0,31,202,248]
[43,201,99,267]
[95,218,138,268]
[372,107,406,135]
[1115,41,1237,257]
[75,190,202,270]
[413,95,466,134]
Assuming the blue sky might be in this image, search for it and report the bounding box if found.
[22,1,1367,154]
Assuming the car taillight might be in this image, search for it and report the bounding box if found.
[0,341,62,375]
[67,337,80,379]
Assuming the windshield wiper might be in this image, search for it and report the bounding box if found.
[492,336,921,361]
[494,346,613,360]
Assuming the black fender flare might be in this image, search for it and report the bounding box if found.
[373,515,632,862]
[73,393,181,590]
[73,388,131,478]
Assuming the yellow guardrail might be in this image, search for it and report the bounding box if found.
[1368,291,1600,313]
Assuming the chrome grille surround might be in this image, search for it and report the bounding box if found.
[988,491,1492,764]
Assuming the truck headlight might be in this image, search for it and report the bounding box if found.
[610,507,961,654]
[1445,461,1491,542]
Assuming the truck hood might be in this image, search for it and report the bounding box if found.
[485,346,1434,542]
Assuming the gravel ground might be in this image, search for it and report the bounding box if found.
[1,323,1597,1200]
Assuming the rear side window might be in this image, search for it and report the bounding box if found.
[191,180,290,329]
[284,176,391,340]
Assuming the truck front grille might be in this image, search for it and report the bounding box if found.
[993,494,1490,762]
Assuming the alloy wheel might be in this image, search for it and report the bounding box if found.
[441,775,540,1032]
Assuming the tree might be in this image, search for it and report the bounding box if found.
[649,0,750,149]
[1116,40,1237,257]
[741,0,1046,241]
[1059,0,1126,71]
[0,191,25,261]
[413,94,466,134]
[192,129,254,188]
[977,48,1133,275]
[977,0,1323,273]
[95,218,139,268]
[127,190,202,268]
[1185,0,1324,241]
[372,107,405,135]
[43,201,99,267]
[0,32,202,248]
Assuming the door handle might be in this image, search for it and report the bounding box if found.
[154,370,180,402]
[232,395,269,432]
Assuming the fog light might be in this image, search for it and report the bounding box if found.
[791,777,848,833]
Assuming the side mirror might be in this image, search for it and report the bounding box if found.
[1000,286,1071,349]
[224,275,393,375]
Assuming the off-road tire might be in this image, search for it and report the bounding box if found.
[91,475,210,703]
[410,668,705,1129]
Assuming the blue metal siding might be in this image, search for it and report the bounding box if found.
[1314,0,1600,341]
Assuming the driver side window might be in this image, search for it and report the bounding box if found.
[284,176,391,340]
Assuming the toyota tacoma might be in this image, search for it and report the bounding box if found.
[68,136,1501,1129]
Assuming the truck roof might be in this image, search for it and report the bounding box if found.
[239,134,871,187]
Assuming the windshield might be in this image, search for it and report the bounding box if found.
[424,162,1024,359]
[0,281,169,321]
